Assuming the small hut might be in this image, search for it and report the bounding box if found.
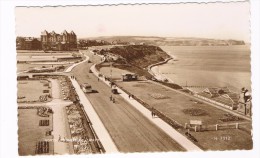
[122,73,138,81]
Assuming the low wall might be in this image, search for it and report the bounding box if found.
[147,57,172,78]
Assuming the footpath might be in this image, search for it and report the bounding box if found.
[90,64,202,152]
[46,79,73,154]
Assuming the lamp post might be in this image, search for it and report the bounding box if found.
[92,53,94,63]
[110,62,112,80]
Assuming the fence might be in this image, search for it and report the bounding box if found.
[185,122,251,132]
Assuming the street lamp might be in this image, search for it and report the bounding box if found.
[110,62,112,80]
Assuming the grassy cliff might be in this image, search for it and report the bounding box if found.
[97,45,170,79]
[108,45,170,68]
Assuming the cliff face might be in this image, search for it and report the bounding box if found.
[108,45,170,68]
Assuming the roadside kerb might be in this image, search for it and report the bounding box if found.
[64,53,89,72]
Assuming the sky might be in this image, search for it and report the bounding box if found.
[15,2,250,42]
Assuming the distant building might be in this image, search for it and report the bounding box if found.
[41,30,77,51]
[77,39,110,48]
[16,37,41,50]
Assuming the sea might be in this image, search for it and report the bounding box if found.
[152,45,251,93]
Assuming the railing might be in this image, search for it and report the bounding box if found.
[185,122,251,132]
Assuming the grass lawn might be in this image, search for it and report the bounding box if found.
[99,66,131,80]
[17,52,82,64]
[17,64,54,72]
[18,108,54,155]
[17,52,74,56]
[117,80,252,150]
[17,63,73,73]
[190,127,252,150]
[17,80,51,102]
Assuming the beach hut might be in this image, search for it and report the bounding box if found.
[122,73,138,81]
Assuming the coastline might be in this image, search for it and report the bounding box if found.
[92,49,253,150]
[148,56,175,83]
[153,46,251,93]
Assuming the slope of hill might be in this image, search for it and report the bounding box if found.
[108,45,170,68]
[81,36,245,46]
[96,45,170,79]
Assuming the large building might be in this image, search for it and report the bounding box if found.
[16,37,41,50]
[41,30,77,51]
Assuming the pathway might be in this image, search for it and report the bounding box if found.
[46,79,73,154]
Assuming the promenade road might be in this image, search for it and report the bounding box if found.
[90,65,202,151]
[71,60,185,152]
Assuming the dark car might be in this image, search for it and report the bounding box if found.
[111,89,118,94]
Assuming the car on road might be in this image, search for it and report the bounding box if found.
[81,83,92,93]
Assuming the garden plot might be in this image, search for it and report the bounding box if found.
[18,107,54,156]
[149,93,170,99]
[17,80,51,102]
[17,53,74,62]
[17,52,82,70]
[17,52,79,72]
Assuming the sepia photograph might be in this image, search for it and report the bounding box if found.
[1,0,260,158]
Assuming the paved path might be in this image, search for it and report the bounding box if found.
[46,79,73,155]
[90,64,202,151]
[70,77,119,153]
